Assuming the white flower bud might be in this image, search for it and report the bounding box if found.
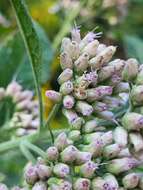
[68,41,80,60]
[104,173,119,190]
[96,43,106,54]
[122,173,139,189]
[82,40,99,58]
[92,102,108,113]
[118,148,131,158]
[60,80,73,95]
[68,130,81,141]
[114,82,130,93]
[32,181,47,190]
[60,145,78,163]
[58,68,73,85]
[6,81,22,96]
[97,110,114,121]
[103,144,121,158]
[79,161,97,178]
[75,151,92,165]
[79,32,97,49]
[63,95,75,109]
[76,101,93,116]
[61,37,71,52]
[83,132,103,144]
[73,178,90,190]
[129,133,143,152]
[60,52,73,70]
[46,146,59,161]
[101,131,113,146]
[82,119,98,133]
[45,90,62,103]
[92,177,105,190]
[36,164,52,180]
[113,126,128,147]
[53,163,70,178]
[24,164,38,185]
[74,53,89,73]
[89,46,116,69]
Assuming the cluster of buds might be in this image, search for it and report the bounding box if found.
[0,81,39,136]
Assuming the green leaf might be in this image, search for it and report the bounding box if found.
[123,35,143,63]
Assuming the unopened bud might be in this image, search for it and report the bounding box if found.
[106,157,138,174]
[83,132,103,144]
[92,102,108,113]
[122,58,139,81]
[63,95,75,109]
[82,40,99,58]
[45,90,62,103]
[71,27,81,43]
[32,181,47,190]
[46,146,59,161]
[0,183,8,190]
[68,130,81,141]
[60,52,73,70]
[79,161,97,178]
[60,80,73,95]
[36,164,52,180]
[87,86,112,101]
[118,148,131,158]
[73,178,90,190]
[122,173,139,189]
[76,101,93,116]
[79,32,97,49]
[122,112,143,131]
[131,85,143,105]
[60,145,78,163]
[103,144,121,158]
[129,133,143,152]
[75,151,92,165]
[97,110,114,121]
[53,163,70,178]
[104,173,119,190]
[82,119,98,133]
[92,177,105,190]
[6,81,22,96]
[114,82,130,93]
[101,131,113,146]
[61,37,71,52]
[58,68,73,85]
[89,46,116,69]
[113,126,128,147]
[24,164,38,185]
[74,53,89,73]
[68,41,80,60]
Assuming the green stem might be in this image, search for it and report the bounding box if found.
[44,103,61,143]
[10,0,44,131]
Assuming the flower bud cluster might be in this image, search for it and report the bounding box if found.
[0,81,39,136]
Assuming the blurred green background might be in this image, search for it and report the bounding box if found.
[0,0,143,187]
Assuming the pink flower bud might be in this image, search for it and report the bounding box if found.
[87,86,113,102]
[76,101,93,116]
[96,43,106,54]
[122,173,139,189]
[113,126,128,147]
[60,145,78,163]
[63,95,75,109]
[73,178,91,190]
[36,164,52,180]
[103,143,121,158]
[24,164,38,185]
[106,157,139,174]
[122,112,143,131]
[89,46,116,69]
[74,53,89,73]
[75,151,92,165]
[82,119,98,133]
[131,85,143,105]
[46,146,59,161]
[32,181,47,190]
[82,40,99,58]
[6,81,22,96]
[0,88,5,100]
[122,58,139,81]
[45,90,62,103]
[53,163,70,178]
[60,52,73,70]
[79,161,97,178]
[104,173,119,190]
[129,133,143,152]
[60,80,73,95]
[58,68,73,85]
[61,37,71,52]
[0,183,8,190]
[83,132,103,144]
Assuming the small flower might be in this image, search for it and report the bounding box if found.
[24,164,38,185]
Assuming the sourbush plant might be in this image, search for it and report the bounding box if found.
[0,0,143,190]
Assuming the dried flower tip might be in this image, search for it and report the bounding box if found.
[103,143,121,158]
[79,161,97,178]
[46,146,59,161]
[53,163,70,178]
[122,173,139,189]
[71,26,81,43]
[92,102,108,113]
[106,157,138,174]
[122,58,139,81]
[75,151,92,165]
[6,81,22,96]
[63,95,75,109]
[58,68,73,85]
[0,183,8,190]
[36,164,52,180]
[104,173,119,190]
[82,40,99,58]
[114,82,130,93]
[113,126,128,148]
[89,46,116,69]
[74,53,89,73]
[73,87,87,100]
[68,130,81,141]
[60,52,73,70]
[131,85,143,105]
[0,88,5,100]
[92,177,105,190]
[82,119,98,133]
[61,37,71,52]
[87,86,113,102]
[60,145,78,163]
[122,112,143,131]
[73,178,91,190]
[101,131,113,146]
[129,133,143,152]
[54,132,73,151]
[60,80,73,95]
[76,101,93,116]
[45,90,62,103]
[32,181,47,190]
[24,164,38,185]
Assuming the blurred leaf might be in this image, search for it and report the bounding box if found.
[123,35,143,63]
